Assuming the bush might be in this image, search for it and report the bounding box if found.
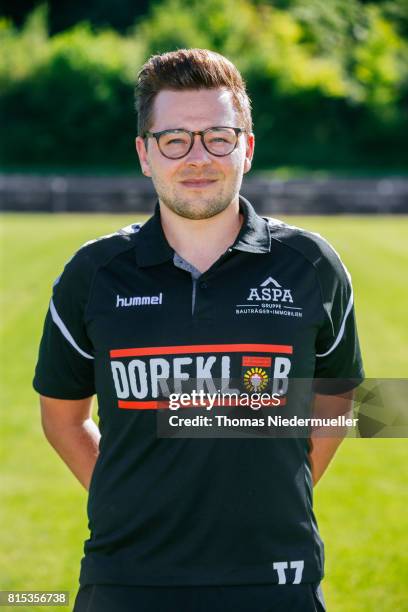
[1,1,407,171]
[0,7,143,168]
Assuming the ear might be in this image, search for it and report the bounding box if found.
[135,136,152,177]
[243,132,255,174]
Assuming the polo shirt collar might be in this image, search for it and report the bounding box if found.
[134,195,270,267]
[134,202,174,267]
[232,195,271,254]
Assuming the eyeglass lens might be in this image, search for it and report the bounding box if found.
[158,128,238,158]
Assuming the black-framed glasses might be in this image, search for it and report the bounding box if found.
[144,126,246,159]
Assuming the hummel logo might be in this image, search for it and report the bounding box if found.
[116,293,163,307]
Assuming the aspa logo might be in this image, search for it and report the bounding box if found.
[235,277,303,318]
[247,277,293,303]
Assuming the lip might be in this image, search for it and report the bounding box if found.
[180,179,218,188]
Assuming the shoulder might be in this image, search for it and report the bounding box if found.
[53,222,143,290]
[75,222,142,266]
[64,221,142,269]
[265,216,351,287]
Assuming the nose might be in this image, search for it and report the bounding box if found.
[185,134,211,165]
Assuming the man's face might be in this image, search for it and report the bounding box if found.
[136,88,254,220]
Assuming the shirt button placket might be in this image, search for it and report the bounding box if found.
[194,279,212,320]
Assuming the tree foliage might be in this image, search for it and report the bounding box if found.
[0,1,407,170]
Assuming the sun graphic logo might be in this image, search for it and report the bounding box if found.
[243,367,269,392]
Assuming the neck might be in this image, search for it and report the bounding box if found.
[159,197,243,273]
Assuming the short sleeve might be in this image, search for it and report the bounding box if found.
[33,249,96,399]
[313,244,364,395]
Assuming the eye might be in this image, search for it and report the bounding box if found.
[167,138,187,145]
[161,133,190,147]
[206,129,236,145]
[208,137,229,143]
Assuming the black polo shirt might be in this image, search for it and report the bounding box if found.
[33,196,364,587]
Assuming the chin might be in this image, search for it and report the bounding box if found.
[159,188,219,217]
[174,199,231,221]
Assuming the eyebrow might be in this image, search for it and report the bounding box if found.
[150,124,232,132]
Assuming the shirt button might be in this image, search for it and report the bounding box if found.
[199,281,208,289]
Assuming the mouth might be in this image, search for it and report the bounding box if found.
[179,179,218,188]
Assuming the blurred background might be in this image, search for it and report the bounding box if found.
[0,2,407,611]
[0,0,408,211]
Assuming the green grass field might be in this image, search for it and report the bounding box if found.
[1,214,407,611]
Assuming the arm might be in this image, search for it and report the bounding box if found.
[40,394,100,491]
[308,390,354,487]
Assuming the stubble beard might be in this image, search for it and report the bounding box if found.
[160,192,231,220]
[151,173,241,221]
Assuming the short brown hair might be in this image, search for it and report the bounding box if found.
[135,48,252,137]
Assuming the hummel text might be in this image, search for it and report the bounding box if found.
[116,293,163,307]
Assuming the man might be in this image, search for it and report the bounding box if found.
[34,49,364,611]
